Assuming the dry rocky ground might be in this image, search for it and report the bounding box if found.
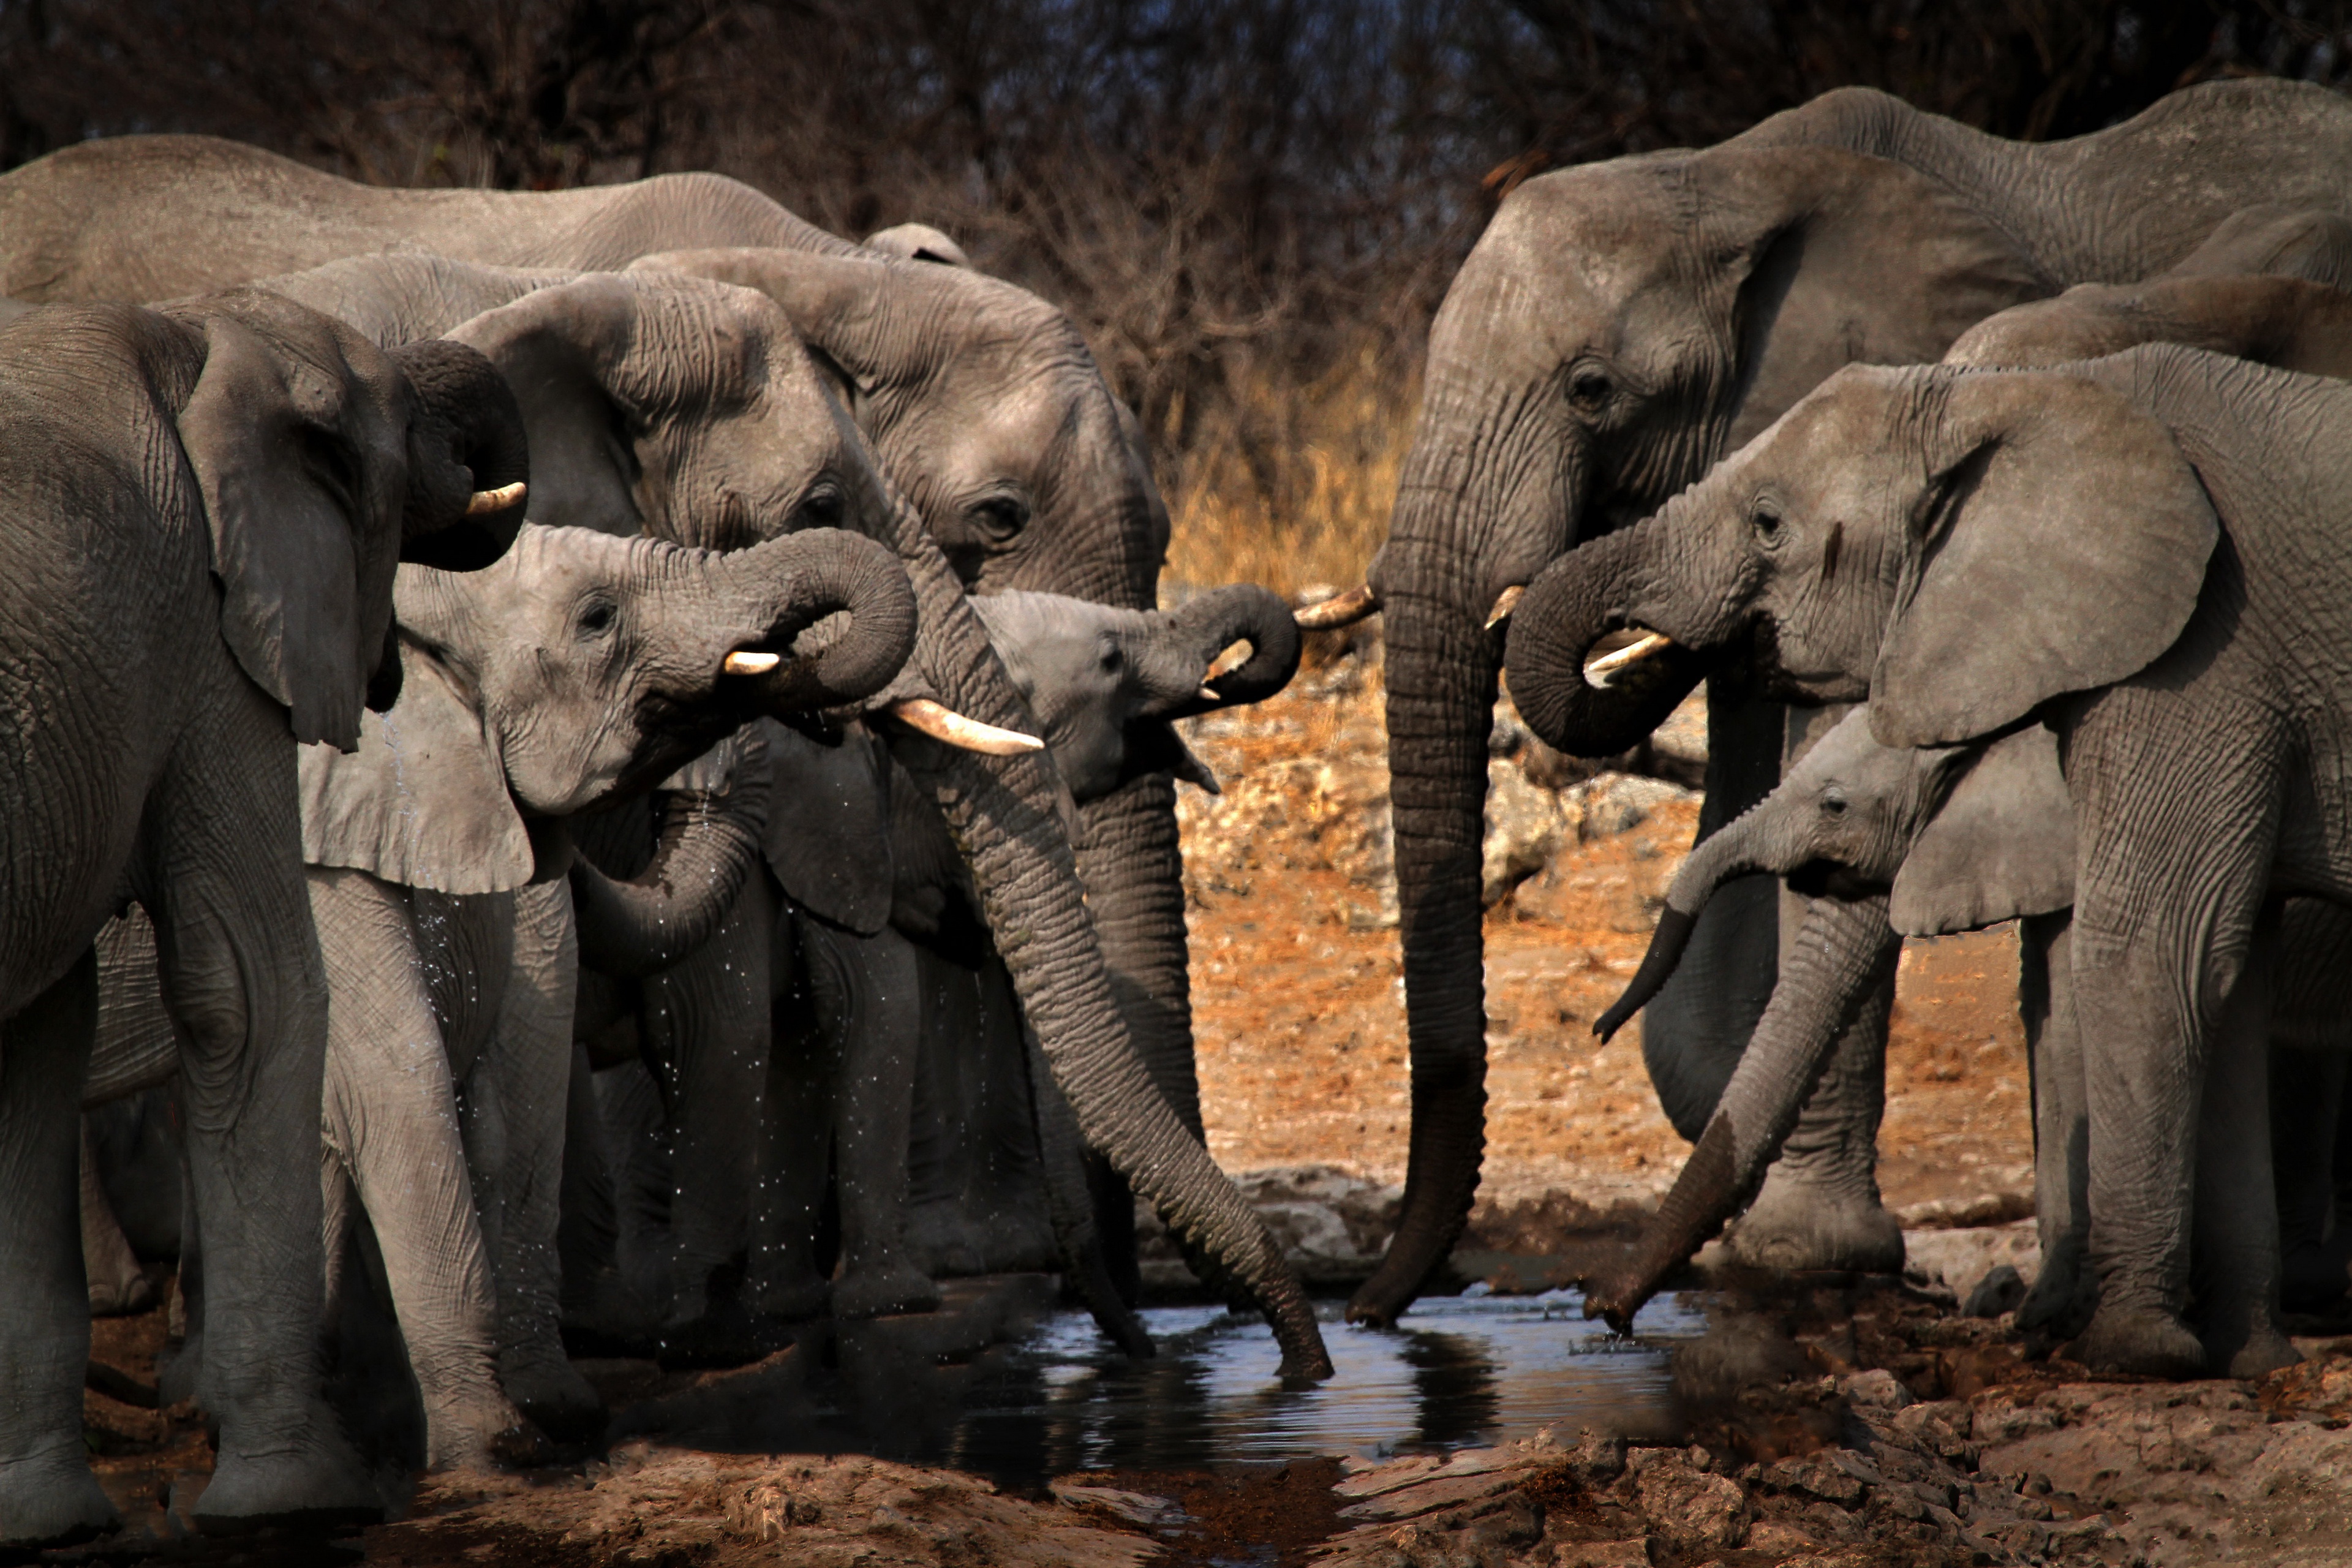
[53,627,2352,1566]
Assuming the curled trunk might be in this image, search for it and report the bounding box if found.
[713,528,920,713]
[1164,584,1303,712]
[1502,525,1711,761]
[571,736,771,979]
[1584,895,1899,1330]
[389,337,532,571]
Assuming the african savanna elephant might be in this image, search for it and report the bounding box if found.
[0,145,1205,1249]
[1319,79,2352,1326]
[1505,342,2352,1376]
[296,522,913,1470]
[0,293,527,1546]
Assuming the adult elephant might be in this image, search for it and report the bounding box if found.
[1503,342,2352,1376]
[233,254,1330,1378]
[0,144,1203,1237]
[0,292,527,1547]
[1327,79,2352,1326]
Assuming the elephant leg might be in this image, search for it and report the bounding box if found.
[596,1060,674,1330]
[558,1042,651,1348]
[804,919,937,1321]
[480,880,601,1440]
[308,869,522,1472]
[905,945,987,1278]
[969,956,1060,1272]
[2195,922,2296,1377]
[2272,1046,2347,1312]
[156,1118,203,1409]
[0,949,119,1548]
[81,1115,156,1316]
[144,707,375,1531]
[2017,913,2096,1335]
[648,876,777,1349]
[746,905,836,1322]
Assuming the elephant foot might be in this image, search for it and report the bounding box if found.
[500,1352,607,1446]
[2212,1323,2301,1379]
[194,1423,382,1536]
[88,1263,159,1319]
[560,1269,661,1359]
[1725,1173,1904,1275]
[2073,1304,2207,1379]
[0,1453,121,1548]
[426,1400,552,1474]
[2016,1265,2097,1340]
[655,1302,796,1371]
[744,1273,833,1324]
[832,1263,942,1322]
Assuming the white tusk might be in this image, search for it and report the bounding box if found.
[1294,584,1381,630]
[1584,630,1675,688]
[1484,584,1526,630]
[466,480,527,516]
[886,697,1046,756]
[1198,686,1220,702]
[723,650,782,676]
[1205,639,1253,682]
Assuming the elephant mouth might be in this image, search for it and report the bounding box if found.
[1582,627,1675,688]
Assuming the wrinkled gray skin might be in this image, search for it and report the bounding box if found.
[1366,78,2352,1326]
[0,145,1202,1297]
[221,252,1325,1375]
[1505,344,2352,1378]
[292,522,911,1472]
[0,294,526,1547]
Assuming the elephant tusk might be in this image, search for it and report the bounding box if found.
[1205,639,1254,682]
[1484,584,1526,630]
[466,480,527,516]
[1198,685,1221,702]
[1294,584,1380,630]
[886,697,1046,756]
[722,650,782,676]
[1585,630,1676,688]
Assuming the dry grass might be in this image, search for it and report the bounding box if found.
[1160,346,1413,600]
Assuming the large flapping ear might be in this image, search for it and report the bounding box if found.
[759,718,895,935]
[864,223,974,270]
[2168,204,2352,290]
[298,644,534,895]
[630,248,895,388]
[175,300,412,751]
[1699,146,2056,448]
[1891,723,2076,936]
[444,274,650,540]
[1870,367,2219,749]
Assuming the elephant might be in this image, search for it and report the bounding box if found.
[1503,341,2352,1376]
[295,521,913,1471]
[0,147,1207,1275]
[1314,78,2352,1326]
[252,253,1328,1376]
[0,292,528,1547]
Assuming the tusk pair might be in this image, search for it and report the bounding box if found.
[887,696,1046,756]
[466,480,527,516]
[1294,584,1381,630]
[1205,639,1253,683]
[723,649,782,676]
[1584,630,1675,688]
[1484,584,1525,630]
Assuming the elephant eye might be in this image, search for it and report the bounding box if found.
[1099,643,1124,674]
[1567,367,1612,409]
[971,494,1030,543]
[1821,791,1848,816]
[796,481,846,530]
[576,599,617,638]
[1751,498,1784,545]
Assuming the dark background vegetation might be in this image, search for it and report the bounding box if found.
[5,0,2348,585]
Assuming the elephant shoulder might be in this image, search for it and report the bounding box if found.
[300,648,535,897]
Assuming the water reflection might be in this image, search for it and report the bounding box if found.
[945,1291,1697,1487]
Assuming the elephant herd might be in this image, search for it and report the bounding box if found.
[17,74,2352,1551]
[0,140,1328,1545]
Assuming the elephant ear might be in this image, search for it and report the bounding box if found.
[1869,368,2220,750]
[1891,724,2075,937]
[1704,146,2056,450]
[298,645,535,895]
[760,718,896,935]
[176,306,410,752]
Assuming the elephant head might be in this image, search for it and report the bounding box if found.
[298,523,916,894]
[1342,142,2050,1323]
[1946,274,2352,379]
[1501,356,2219,763]
[1580,709,2074,1327]
[144,288,530,752]
[971,584,1302,802]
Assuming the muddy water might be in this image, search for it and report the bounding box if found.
[944,1291,1699,1486]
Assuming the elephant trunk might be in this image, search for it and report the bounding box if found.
[1502,522,1712,761]
[571,733,771,979]
[713,528,920,712]
[1584,894,1899,1331]
[389,337,532,571]
[1593,801,1787,1044]
[875,496,1332,1378]
[1166,584,1303,712]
